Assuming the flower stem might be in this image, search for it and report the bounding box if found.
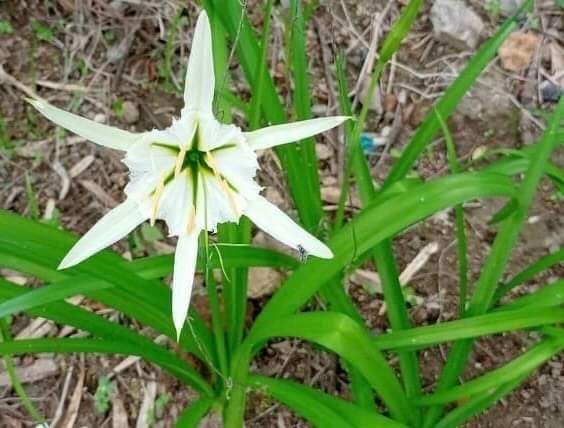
[202,180,229,388]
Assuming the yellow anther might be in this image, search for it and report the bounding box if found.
[174,147,187,177]
[206,152,240,217]
[150,172,168,226]
[186,205,196,233]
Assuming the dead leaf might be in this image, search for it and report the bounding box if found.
[69,155,95,178]
[0,358,58,387]
[112,391,130,428]
[498,31,539,72]
[80,180,119,207]
[60,360,85,428]
[136,380,157,428]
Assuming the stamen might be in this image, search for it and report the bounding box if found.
[150,172,168,226]
[174,147,187,177]
[186,204,196,233]
[205,152,240,217]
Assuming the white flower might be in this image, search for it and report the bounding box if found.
[29,11,348,338]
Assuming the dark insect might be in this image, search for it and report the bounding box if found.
[297,245,308,262]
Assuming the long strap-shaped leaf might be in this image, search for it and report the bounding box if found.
[0,337,213,396]
[424,90,564,428]
[372,307,564,351]
[247,312,412,424]
[248,375,408,428]
[223,172,515,425]
[255,172,516,326]
[128,245,298,280]
[417,336,564,406]
[0,278,211,395]
[0,210,212,356]
[175,395,215,427]
[384,0,532,187]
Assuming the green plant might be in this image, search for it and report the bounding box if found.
[31,20,54,42]
[3,1,563,427]
[94,376,115,413]
[0,20,14,34]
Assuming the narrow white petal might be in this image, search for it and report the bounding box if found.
[213,144,260,199]
[244,116,350,151]
[183,11,215,115]
[158,171,193,236]
[59,200,145,269]
[244,196,333,259]
[27,98,139,151]
[172,231,200,339]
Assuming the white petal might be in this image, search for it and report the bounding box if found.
[123,136,177,199]
[27,98,139,151]
[183,11,215,115]
[243,116,350,151]
[172,231,200,339]
[59,200,145,269]
[244,196,333,259]
[213,144,261,199]
[201,174,244,231]
[158,171,193,236]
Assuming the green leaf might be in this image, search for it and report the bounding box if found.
[31,20,54,42]
[176,395,214,427]
[247,312,413,424]
[256,172,516,326]
[424,89,564,428]
[248,375,408,428]
[417,336,564,406]
[94,376,115,413]
[128,244,298,280]
[494,249,564,302]
[0,20,14,34]
[373,307,564,351]
[384,1,530,187]
[0,278,212,395]
[0,338,213,395]
[0,210,213,358]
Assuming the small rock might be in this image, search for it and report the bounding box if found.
[458,71,514,121]
[540,80,562,103]
[247,267,284,299]
[322,176,338,186]
[431,0,485,50]
[498,31,539,72]
[321,186,341,204]
[315,143,332,161]
[496,0,525,16]
[122,101,140,124]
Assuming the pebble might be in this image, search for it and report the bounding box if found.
[502,0,526,14]
[315,143,332,161]
[122,100,140,124]
[430,0,485,50]
[247,267,284,299]
[540,80,562,103]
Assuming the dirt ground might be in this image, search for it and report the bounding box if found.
[0,0,563,427]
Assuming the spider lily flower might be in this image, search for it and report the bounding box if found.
[28,11,348,338]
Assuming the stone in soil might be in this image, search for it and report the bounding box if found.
[498,31,539,72]
[430,0,485,50]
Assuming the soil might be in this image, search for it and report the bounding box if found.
[1,0,563,427]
